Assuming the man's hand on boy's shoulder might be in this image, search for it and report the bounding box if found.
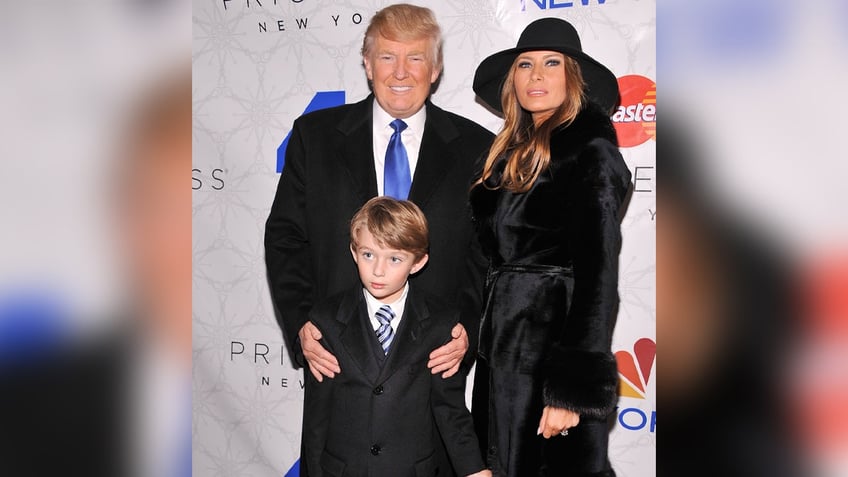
[466,469,492,477]
[299,321,341,382]
[427,323,469,378]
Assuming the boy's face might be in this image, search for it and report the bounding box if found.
[350,227,428,304]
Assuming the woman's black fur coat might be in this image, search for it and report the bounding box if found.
[470,104,632,475]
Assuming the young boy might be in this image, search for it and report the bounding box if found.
[301,197,489,477]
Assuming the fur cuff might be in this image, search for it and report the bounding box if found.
[541,346,619,419]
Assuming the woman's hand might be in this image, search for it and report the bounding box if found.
[537,406,580,439]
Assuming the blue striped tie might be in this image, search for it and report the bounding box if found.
[375,304,395,355]
[384,119,411,199]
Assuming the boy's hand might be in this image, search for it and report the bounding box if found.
[427,323,468,378]
[299,321,341,382]
[537,406,580,439]
[466,470,492,477]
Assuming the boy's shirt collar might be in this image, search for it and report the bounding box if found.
[363,282,409,333]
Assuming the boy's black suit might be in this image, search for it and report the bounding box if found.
[302,285,484,477]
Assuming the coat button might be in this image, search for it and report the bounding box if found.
[370,445,381,455]
[373,385,384,395]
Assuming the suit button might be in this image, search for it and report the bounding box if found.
[370,445,381,456]
[373,385,384,395]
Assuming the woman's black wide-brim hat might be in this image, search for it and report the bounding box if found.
[473,17,620,114]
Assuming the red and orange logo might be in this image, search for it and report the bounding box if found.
[616,337,656,399]
[612,75,656,148]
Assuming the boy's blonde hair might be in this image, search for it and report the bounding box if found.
[350,197,429,260]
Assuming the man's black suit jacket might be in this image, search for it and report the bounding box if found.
[302,285,485,477]
[265,95,493,366]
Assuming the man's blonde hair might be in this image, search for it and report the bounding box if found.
[361,3,443,71]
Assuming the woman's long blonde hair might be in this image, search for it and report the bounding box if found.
[477,55,586,193]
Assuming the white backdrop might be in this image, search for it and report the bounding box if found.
[192,0,655,475]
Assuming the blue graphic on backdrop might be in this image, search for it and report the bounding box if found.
[277,91,346,173]
[284,459,300,477]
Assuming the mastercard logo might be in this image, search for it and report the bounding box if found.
[611,75,656,148]
[616,337,656,399]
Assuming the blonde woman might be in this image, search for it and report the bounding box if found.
[470,18,632,476]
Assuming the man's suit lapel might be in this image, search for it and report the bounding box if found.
[408,101,462,208]
[337,289,382,384]
[377,287,431,384]
[335,98,462,207]
[335,96,378,203]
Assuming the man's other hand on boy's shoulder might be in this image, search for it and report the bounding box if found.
[427,323,468,378]
[467,470,492,477]
[299,321,341,382]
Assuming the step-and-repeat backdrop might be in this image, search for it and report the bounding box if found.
[193,1,655,475]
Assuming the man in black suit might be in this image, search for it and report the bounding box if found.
[265,4,492,385]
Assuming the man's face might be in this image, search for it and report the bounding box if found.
[363,34,440,119]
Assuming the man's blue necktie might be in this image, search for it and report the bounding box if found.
[384,119,411,199]
[375,304,396,355]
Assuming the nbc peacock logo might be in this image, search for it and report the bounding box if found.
[614,337,656,432]
[616,337,656,399]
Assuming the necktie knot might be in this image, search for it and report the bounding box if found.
[375,304,395,326]
[390,118,408,134]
